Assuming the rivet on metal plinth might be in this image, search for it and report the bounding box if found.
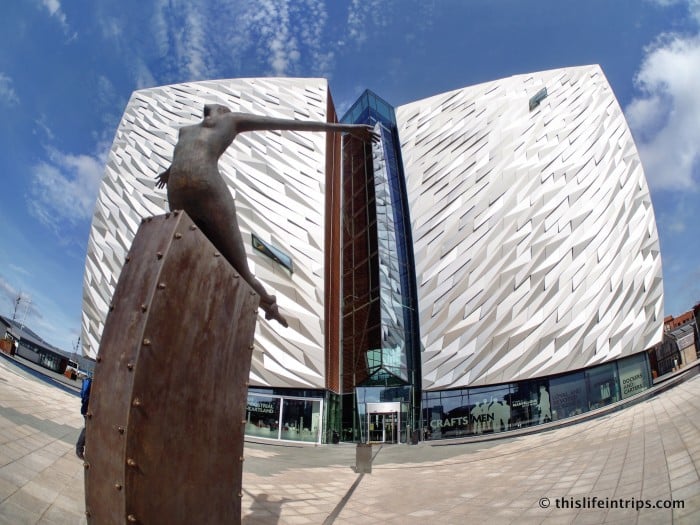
[127,458,137,467]
[156,252,163,260]
[96,356,102,363]
[117,426,125,434]
[127,514,137,523]
[127,362,134,371]
[87,412,93,419]
[165,212,170,218]
[142,338,151,346]
[233,273,239,278]
[157,283,166,290]
[239,456,245,462]
[132,398,142,407]
[248,344,254,350]
[214,252,221,257]
[83,462,90,469]
[173,210,180,216]
[238,492,243,498]
[85,511,91,517]
[115,483,123,491]
[241,419,247,424]
[125,255,131,263]
[174,232,182,239]
[109,303,115,311]
[189,225,197,231]
[141,304,148,312]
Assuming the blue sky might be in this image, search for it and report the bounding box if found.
[1,0,699,353]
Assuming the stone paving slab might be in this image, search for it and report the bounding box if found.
[1,356,699,524]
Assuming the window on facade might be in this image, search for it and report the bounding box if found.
[529,87,548,111]
[468,385,512,435]
[280,398,321,443]
[423,389,469,440]
[586,363,619,410]
[509,380,550,428]
[549,372,587,421]
[244,395,280,439]
[618,353,651,399]
[251,233,293,273]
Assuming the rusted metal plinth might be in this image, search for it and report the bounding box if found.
[84,211,259,525]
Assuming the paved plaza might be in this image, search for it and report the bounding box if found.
[1,355,699,524]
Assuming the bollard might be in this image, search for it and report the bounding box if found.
[356,443,372,474]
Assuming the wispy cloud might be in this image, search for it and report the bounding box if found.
[40,0,77,39]
[0,275,20,314]
[657,193,694,234]
[626,0,700,190]
[97,0,334,86]
[346,0,393,46]
[0,73,20,106]
[0,277,40,322]
[152,0,210,80]
[28,146,107,232]
[33,114,54,141]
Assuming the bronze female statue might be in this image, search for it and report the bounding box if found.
[156,104,378,327]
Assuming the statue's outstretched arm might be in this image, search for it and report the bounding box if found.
[231,114,379,143]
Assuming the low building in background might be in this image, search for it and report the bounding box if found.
[651,310,700,378]
[83,65,665,444]
[1,315,78,376]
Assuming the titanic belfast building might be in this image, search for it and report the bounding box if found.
[82,65,663,444]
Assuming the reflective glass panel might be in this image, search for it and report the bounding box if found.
[549,372,587,421]
[245,395,280,439]
[618,353,651,399]
[280,398,321,443]
[508,380,550,428]
[423,389,468,440]
[468,385,511,435]
[586,363,620,410]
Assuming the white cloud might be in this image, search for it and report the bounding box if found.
[626,3,700,190]
[648,0,700,23]
[33,115,55,141]
[0,275,20,310]
[153,0,210,80]
[0,277,40,323]
[40,0,76,38]
[133,59,157,90]
[229,0,303,77]
[0,73,20,106]
[98,0,334,85]
[346,0,393,46]
[28,147,107,231]
[41,0,65,23]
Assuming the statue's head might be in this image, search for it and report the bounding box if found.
[203,104,231,118]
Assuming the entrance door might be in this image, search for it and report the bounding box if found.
[365,402,402,443]
[367,412,398,443]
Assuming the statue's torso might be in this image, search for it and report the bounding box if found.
[167,123,233,208]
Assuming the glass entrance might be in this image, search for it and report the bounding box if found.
[365,401,402,443]
[368,412,398,443]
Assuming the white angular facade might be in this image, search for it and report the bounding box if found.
[396,65,663,389]
[83,67,664,436]
[82,78,335,389]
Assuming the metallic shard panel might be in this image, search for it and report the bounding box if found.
[82,78,331,389]
[395,65,664,390]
